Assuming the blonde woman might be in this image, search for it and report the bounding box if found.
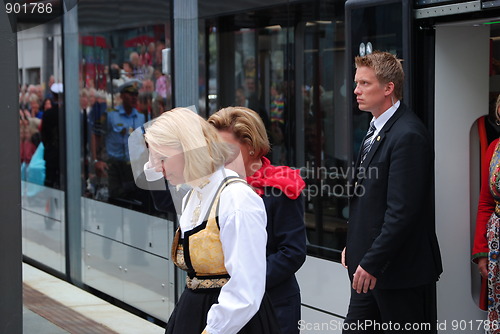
[144,108,280,334]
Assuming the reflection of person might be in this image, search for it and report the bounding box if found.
[20,117,39,164]
[235,87,248,107]
[92,79,145,202]
[270,83,286,164]
[144,108,280,334]
[473,94,500,330]
[342,52,442,333]
[154,67,170,100]
[208,106,306,334]
[41,83,63,188]
[241,77,270,130]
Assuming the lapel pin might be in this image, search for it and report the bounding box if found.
[377,136,381,141]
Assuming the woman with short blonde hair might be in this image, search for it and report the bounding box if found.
[209,106,306,334]
[144,107,231,186]
[208,106,270,159]
[144,107,280,334]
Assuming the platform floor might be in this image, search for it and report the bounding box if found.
[22,263,165,334]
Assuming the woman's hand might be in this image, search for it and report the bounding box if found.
[478,257,488,278]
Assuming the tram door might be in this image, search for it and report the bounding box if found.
[205,13,293,165]
[433,20,490,329]
[345,0,412,157]
[204,4,352,259]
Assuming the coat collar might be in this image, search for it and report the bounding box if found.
[355,104,407,170]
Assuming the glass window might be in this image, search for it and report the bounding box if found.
[18,20,65,191]
[78,18,173,216]
[18,12,67,271]
[202,1,348,260]
[300,17,348,260]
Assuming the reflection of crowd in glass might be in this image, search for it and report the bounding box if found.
[109,48,172,121]
[20,38,172,208]
[19,80,55,166]
[82,42,172,212]
[19,85,49,164]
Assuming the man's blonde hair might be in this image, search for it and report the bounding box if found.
[208,106,270,159]
[355,51,404,100]
[144,107,231,184]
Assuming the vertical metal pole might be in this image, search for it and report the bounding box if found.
[172,0,198,299]
[173,0,198,109]
[0,8,23,334]
[63,0,82,285]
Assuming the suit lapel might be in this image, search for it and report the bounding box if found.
[360,131,384,168]
[355,105,406,184]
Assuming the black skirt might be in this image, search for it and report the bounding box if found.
[165,287,281,334]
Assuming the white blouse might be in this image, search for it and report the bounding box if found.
[181,168,267,334]
[144,164,268,334]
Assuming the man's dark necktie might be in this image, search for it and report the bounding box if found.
[361,121,376,163]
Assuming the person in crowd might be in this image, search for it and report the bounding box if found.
[269,83,286,164]
[88,87,97,107]
[92,79,145,203]
[80,88,93,187]
[130,51,153,80]
[44,75,55,99]
[111,62,134,90]
[137,91,153,121]
[20,117,40,164]
[154,67,169,100]
[41,82,63,188]
[473,94,500,333]
[34,85,44,102]
[141,79,154,94]
[40,97,53,119]
[243,56,256,79]
[143,107,280,334]
[208,106,306,334]
[154,41,166,68]
[28,95,42,118]
[341,51,442,333]
[235,87,248,108]
[29,117,42,148]
[244,76,258,110]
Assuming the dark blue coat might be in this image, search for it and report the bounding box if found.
[261,187,306,333]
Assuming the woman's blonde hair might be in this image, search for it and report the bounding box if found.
[144,107,231,184]
[208,106,270,159]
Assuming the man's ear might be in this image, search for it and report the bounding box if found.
[384,82,395,97]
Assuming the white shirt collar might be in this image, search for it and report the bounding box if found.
[372,100,400,137]
[180,167,239,233]
[192,167,235,196]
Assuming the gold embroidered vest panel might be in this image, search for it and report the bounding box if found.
[171,177,246,277]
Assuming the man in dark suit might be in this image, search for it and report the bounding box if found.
[342,52,442,333]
